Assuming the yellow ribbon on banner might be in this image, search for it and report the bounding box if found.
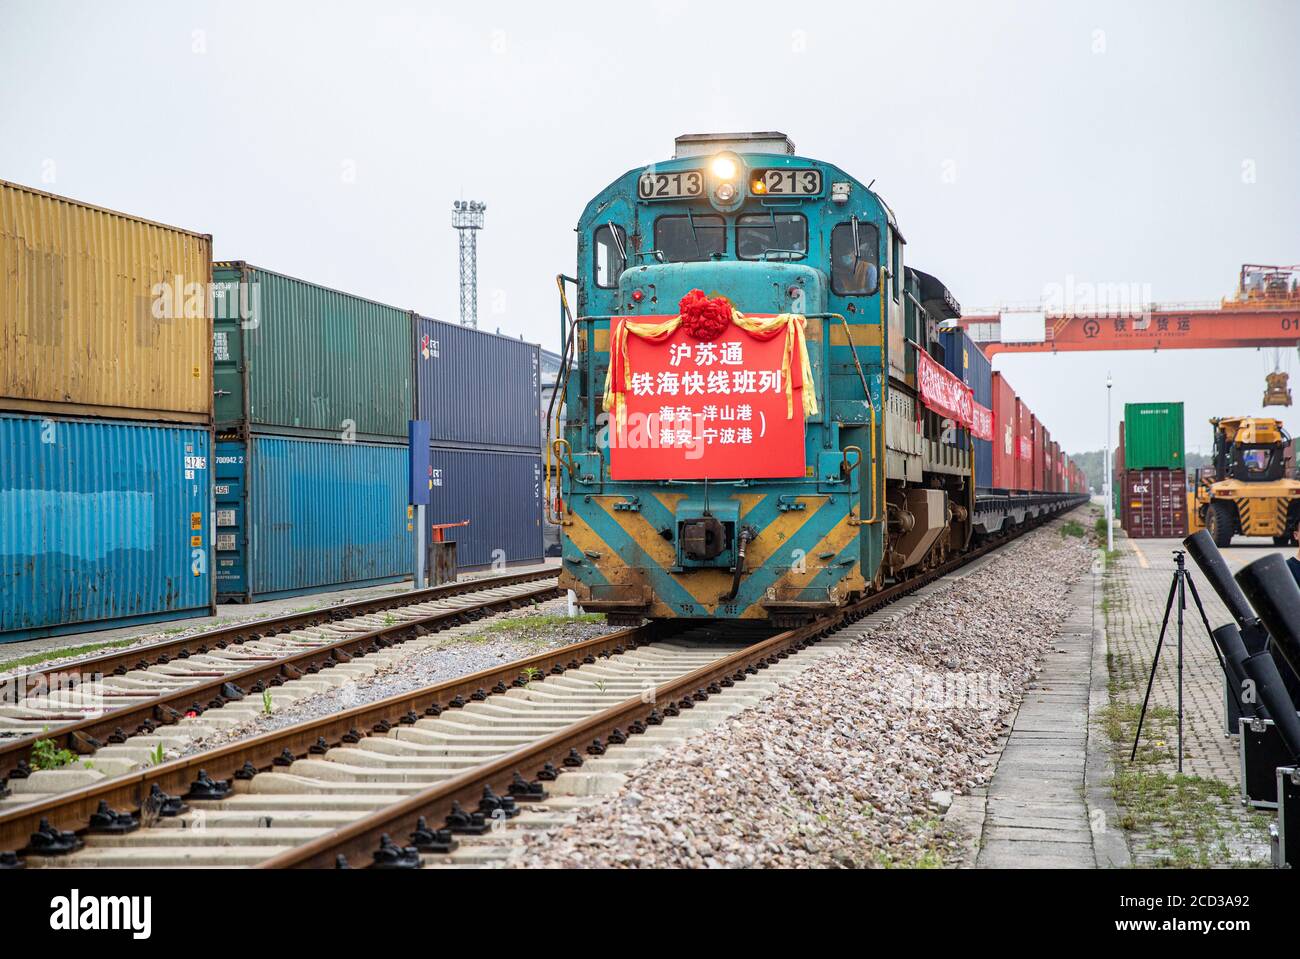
[602,309,818,429]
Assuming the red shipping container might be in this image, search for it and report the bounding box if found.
[1050,440,1061,492]
[1035,420,1046,491]
[1015,404,1034,491]
[991,372,1018,490]
[1121,469,1188,538]
[1037,423,1049,491]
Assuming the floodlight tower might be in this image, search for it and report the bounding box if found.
[452,200,486,328]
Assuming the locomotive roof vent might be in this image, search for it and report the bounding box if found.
[673,131,795,159]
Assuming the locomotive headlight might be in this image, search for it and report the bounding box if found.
[715,182,737,202]
[710,155,738,180]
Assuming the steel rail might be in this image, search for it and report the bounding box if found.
[0,575,561,782]
[0,623,666,857]
[263,506,1076,869]
[1,568,558,692]
[0,501,1086,865]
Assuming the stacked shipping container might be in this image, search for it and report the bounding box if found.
[214,267,544,598]
[213,264,416,602]
[1,181,215,642]
[414,317,543,570]
[1116,402,1187,538]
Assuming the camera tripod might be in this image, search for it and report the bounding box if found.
[1130,549,1227,773]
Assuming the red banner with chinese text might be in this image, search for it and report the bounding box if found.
[607,320,807,480]
[916,348,972,425]
[969,401,993,442]
[917,349,984,438]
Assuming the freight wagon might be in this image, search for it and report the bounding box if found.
[1,414,213,642]
[940,328,993,489]
[991,372,1018,490]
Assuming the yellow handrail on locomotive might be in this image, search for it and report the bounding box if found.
[550,437,577,522]
[551,437,576,480]
[841,444,864,526]
[807,311,881,527]
[546,275,579,525]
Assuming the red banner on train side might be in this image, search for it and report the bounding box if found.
[970,401,993,442]
[917,349,982,436]
[607,322,807,480]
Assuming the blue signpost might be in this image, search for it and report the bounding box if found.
[409,420,431,587]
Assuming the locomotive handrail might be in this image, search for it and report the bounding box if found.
[806,312,881,527]
[545,275,579,525]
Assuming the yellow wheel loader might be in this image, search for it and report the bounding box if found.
[1193,416,1300,547]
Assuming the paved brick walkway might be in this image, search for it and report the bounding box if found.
[1105,535,1240,780]
[961,526,1282,869]
[1104,530,1277,866]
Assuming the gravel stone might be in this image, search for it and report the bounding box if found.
[177,598,608,757]
[513,518,1093,868]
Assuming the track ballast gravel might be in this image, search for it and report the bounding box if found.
[514,517,1094,868]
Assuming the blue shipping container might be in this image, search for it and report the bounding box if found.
[427,446,543,569]
[215,435,412,601]
[939,329,994,489]
[960,331,995,491]
[414,316,541,452]
[1,414,213,643]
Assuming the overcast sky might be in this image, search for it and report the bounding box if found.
[3,0,1297,457]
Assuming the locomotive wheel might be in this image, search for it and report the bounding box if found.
[1206,501,1236,548]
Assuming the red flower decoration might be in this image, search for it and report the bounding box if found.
[678,289,733,341]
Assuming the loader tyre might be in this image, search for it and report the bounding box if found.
[1206,501,1236,548]
[1276,502,1300,546]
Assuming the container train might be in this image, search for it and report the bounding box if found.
[549,132,1086,626]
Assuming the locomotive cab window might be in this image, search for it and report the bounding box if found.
[653,215,726,263]
[830,221,880,295]
[594,224,627,289]
[737,214,807,261]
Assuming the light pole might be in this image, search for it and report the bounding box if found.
[1105,372,1114,552]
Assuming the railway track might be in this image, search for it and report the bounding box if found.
[0,511,1071,869]
[0,569,561,802]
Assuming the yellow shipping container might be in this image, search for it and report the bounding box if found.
[1,180,213,423]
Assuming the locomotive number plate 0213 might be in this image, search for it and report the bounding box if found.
[637,170,704,200]
[755,169,822,196]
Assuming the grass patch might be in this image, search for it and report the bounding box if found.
[1060,520,1086,539]
[1094,516,1110,540]
[1100,631,1263,866]
[479,613,604,635]
[1109,767,1249,867]
[0,637,145,673]
[30,736,76,771]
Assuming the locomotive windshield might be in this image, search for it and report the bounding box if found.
[830,221,880,294]
[653,214,726,262]
[593,224,626,288]
[736,213,807,260]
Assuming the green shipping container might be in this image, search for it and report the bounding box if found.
[1122,402,1185,470]
[213,263,412,441]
